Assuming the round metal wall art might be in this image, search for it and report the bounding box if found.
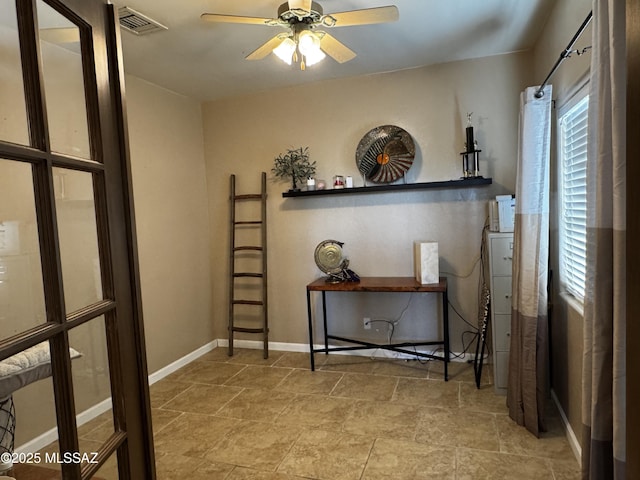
[355,125,415,183]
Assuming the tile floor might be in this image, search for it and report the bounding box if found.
[35,348,581,479]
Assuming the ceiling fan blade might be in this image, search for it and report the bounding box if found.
[246,35,287,60]
[200,13,273,26]
[39,27,79,44]
[288,0,312,14]
[319,33,356,63]
[323,6,399,27]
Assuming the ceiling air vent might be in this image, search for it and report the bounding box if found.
[118,6,167,35]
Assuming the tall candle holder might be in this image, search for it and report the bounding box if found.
[460,113,483,178]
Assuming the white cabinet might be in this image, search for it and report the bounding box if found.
[487,232,513,394]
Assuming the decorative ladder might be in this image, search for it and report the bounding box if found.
[228,172,269,358]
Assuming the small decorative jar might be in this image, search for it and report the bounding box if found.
[306,177,316,191]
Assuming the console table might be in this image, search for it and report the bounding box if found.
[306,276,450,380]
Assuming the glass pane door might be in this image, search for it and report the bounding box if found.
[0,0,29,145]
[0,159,47,335]
[37,0,91,159]
[0,0,154,478]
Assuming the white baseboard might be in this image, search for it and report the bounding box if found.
[16,338,473,454]
[551,389,582,465]
[217,338,308,353]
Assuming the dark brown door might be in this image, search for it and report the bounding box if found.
[0,0,154,478]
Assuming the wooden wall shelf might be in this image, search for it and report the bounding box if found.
[281,177,492,198]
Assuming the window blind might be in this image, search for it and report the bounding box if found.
[559,95,589,300]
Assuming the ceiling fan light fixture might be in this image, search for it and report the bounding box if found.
[202,1,399,68]
[273,37,296,64]
[298,30,325,67]
[302,45,326,66]
[298,30,319,55]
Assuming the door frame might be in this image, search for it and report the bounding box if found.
[626,0,639,477]
[0,1,155,478]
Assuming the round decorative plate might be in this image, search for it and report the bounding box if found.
[314,240,345,275]
[355,125,415,183]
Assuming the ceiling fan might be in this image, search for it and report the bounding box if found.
[201,1,399,70]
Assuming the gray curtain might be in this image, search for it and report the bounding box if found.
[582,1,626,478]
[507,85,552,436]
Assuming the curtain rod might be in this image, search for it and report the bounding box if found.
[534,11,593,98]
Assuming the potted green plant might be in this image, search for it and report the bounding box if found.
[271,146,316,192]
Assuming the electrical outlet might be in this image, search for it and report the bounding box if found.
[363,317,371,330]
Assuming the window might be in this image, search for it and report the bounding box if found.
[558,90,589,301]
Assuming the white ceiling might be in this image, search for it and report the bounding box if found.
[113,0,556,102]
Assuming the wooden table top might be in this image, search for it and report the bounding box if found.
[306,276,447,292]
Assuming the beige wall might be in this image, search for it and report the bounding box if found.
[531,0,591,448]
[202,53,531,353]
[125,75,213,373]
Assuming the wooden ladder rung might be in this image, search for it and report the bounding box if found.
[234,273,263,278]
[232,326,267,334]
[234,246,262,251]
[235,221,262,225]
[232,299,264,306]
[234,194,263,200]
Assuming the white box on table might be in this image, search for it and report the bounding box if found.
[414,241,439,285]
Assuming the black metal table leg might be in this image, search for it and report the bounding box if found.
[307,288,315,371]
[443,288,450,381]
[322,291,328,353]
